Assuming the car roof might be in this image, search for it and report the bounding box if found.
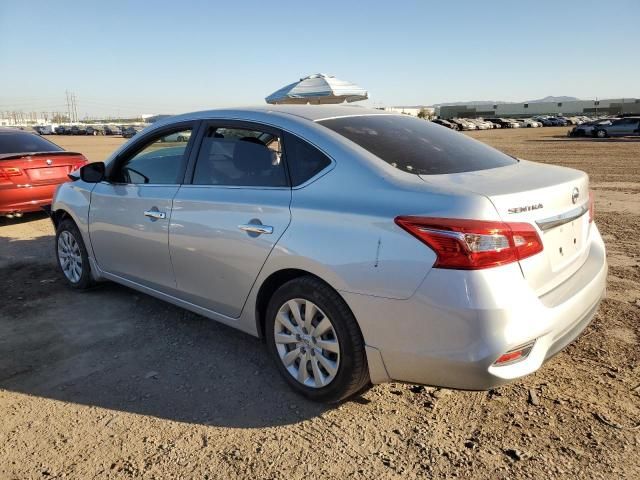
[167,104,397,123]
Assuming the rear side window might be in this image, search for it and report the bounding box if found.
[0,132,63,155]
[318,115,516,175]
[193,127,287,187]
[283,132,332,186]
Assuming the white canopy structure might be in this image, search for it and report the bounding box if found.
[265,73,368,105]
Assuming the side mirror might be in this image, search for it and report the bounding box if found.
[79,162,105,183]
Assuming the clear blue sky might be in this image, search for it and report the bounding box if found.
[1,0,638,117]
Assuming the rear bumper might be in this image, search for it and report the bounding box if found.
[0,184,57,214]
[342,225,607,389]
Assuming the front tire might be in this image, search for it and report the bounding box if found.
[594,129,608,138]
[265,276,370,403]
[56,219,94,289]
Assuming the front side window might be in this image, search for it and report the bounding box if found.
[192,126,287,187]
[319,115,517,175]
[113,128,192,184]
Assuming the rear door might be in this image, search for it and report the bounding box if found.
[169,121,291,318]
[88,123,197,292]
[614,118,640,136]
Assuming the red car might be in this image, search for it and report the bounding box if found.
[0,128,87,218]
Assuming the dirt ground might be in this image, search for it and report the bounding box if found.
[1,127,639,479]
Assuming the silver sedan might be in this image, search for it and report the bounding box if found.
[51,105,607,402]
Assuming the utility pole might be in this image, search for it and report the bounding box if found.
[65,90,71,123]
[72,93,78,122]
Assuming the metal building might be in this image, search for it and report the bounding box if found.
[437,98,640,119]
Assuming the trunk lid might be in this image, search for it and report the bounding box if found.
[0,152,87,186]
[420,160,591,295]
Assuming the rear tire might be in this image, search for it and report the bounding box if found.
[265,276,370,403]
[55,219,94,290]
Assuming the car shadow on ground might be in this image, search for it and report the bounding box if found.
[0,236,334,428]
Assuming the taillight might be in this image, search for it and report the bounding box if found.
[588,190,595,223]
[394,216,543,270]
[0,167,22,181]
[71,158,88,171]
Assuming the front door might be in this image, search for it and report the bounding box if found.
[89,125,196,292]
[170,123,291,318]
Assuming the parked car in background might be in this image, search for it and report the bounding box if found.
[0,128,87,217]
[50,105,606,402]
[104,125,122,136]
[35,125,58,135]
[520,119,541,128]
[450,118,476,131]
[568,118,615,137]
[71,125,87,135]
[86,125,106,136]
[122,126,143,138]
[161,131,191,142]
[487,118,514,128]
[468,119,492,130]
[431,119,457,130]
[592,117,640,138]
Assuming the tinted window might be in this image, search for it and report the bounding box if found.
[0,132,63,155]
[319,115,517,175]
[113,128,192,184]
[283,132,332,186]
[193,127,287,187]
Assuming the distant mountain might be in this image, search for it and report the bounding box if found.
[526,96,580,103]
[431,100,508,107]
[431,96,581,107]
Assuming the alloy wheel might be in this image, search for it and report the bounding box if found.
[274,298,340,388]
[57,230,83,283]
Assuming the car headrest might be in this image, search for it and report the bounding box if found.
[233,137,272,173]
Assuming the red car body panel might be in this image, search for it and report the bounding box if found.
[0,151,87,214]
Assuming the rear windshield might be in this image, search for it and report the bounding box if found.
[0,132,63,155]
[318,115,516,175]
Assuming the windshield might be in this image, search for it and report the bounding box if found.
[0,131,64,155]
[318,115,517,175]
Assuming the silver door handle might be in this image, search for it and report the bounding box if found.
[238,224,273,235]
[144,210,167,220]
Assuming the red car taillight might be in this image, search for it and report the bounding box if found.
[588,190,595,223]
[394,216,543,270]
[71,158,88,171]
[0,167,22,181]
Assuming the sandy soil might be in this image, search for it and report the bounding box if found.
[1,127,639,479]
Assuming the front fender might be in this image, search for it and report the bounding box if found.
[51,181,101,279]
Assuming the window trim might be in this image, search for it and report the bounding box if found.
[105,121,200,186]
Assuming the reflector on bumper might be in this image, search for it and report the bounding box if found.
[494,341,536,366]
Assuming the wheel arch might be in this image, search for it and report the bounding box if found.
[51,208,73,229]
[254,268,355,341]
